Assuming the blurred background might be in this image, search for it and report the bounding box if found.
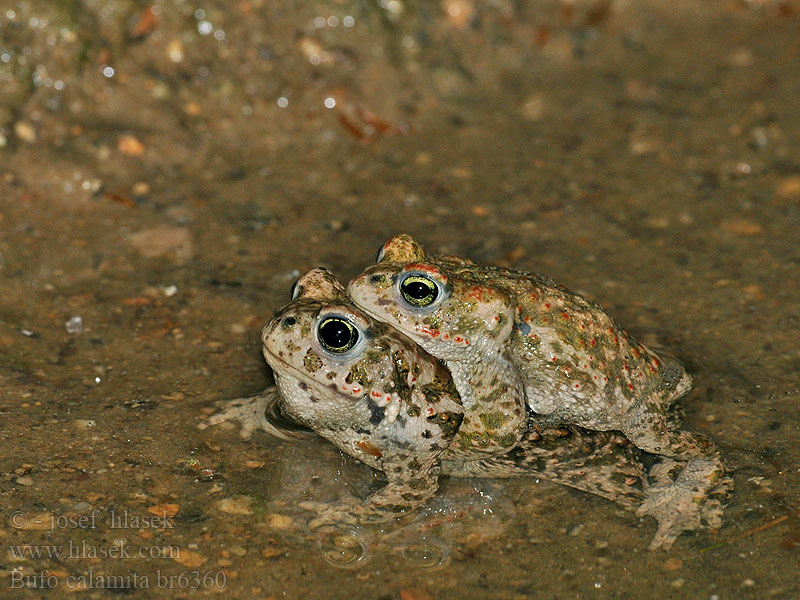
[1,1,799,598]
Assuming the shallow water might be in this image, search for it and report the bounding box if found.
[1,0,799,598]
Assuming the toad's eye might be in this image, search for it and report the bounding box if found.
[317,317,359,353]
[400,275,439,307]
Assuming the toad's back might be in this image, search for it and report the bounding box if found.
[442,258,690,428]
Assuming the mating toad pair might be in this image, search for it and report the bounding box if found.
[202,234,731,550]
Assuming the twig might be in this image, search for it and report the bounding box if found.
[700,514,789,553]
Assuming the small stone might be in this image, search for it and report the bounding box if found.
[261,547,284,559]
[400,588,434,600]
[14,121,36,143]
[184,102,202,116]
[776,176,800,199]
[721,220,763,236]
[442,0,474,29]
[15,476,34,486]
[166,39,184,62]
[663,558,682,571]
[132,181,150,196]
[18,512,52,530]
[266,514,293,530]
[472,205,488,217]
[148,503,180,518]
[520,94,545,121]
[298,36,333,65]
[742,579,756,587]
[215,496,253,515]
[128,226,193,261]
[174,549,207,568]
[670,578,685,589]
[728,48,754,67]
[118,135,145,156]
[244,461,265,468]
[65,316,83,334]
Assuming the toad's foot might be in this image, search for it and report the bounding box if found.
[637,457,733,551]
[300,499,382,530]
[300,472,440,530]
[198,387,302,440]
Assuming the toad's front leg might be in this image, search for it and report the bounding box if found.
[299,456,440,530]
[198,386,304,440]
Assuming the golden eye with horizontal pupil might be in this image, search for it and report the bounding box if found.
[400,275,439,307]
[317,317,359,353]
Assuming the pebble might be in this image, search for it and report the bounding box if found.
[400,588,434,600]
[148,503,180,517]
[18,512,52,530]
[261,547,284,559]
[720,219,763,236]
[166,39,184,62]
[663,558,682,570]
[776,175,800,199]
[184,102,202,116]
[65,316,83,334]
[173,549,207,568]
[15,476,34,486]
[520,94,546,121]
[118,135,146,156]
[670,578,685,589]
[298,36,332,65]
[14,121,37,143]
[442,0,474,29]
[128,226,193,261]
[266,514,293,530]
[132,181,150,196]
[215,496,254,515]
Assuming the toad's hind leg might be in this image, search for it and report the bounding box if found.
[622,402,733,550]
[441,427,647,510]
[622,400,719,461]
[637,457,733,550]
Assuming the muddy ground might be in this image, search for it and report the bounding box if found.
[1,0,799,598]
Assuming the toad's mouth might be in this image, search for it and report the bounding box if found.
[263,346,362,401]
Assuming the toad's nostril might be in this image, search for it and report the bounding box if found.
[283,316,296,327]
